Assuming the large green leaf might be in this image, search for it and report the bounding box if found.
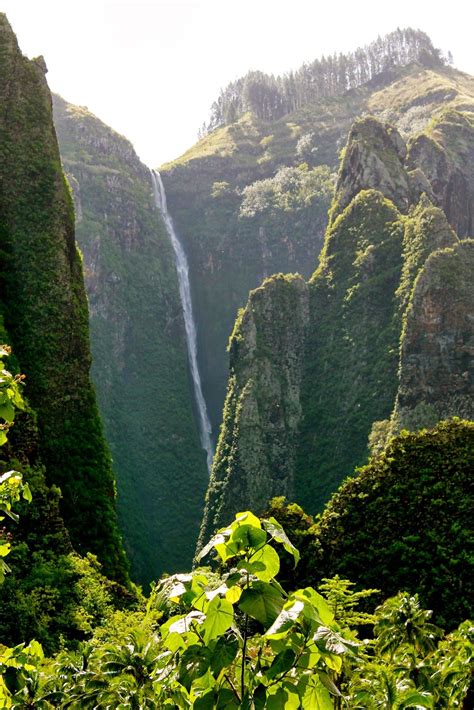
[210,634,239,675]
[201,596,234,642]
[239,583,285,626]
[216,687,240,708]
[0,400,15,423]
[266,682,300,709]
[298,676,333,709]
[264,648,296,681]
[293,588,334,625]
[248,544,280,582]
[232,524,267,551]
[265,601,305,640]
[194,689,216,710]
[313,626,359,655]
[177,645,212,690]
[262,518,300,566]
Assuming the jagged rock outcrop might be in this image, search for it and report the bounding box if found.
[331,118,411,217]
[407,110,474,237]
[200,110,474,540]
[53,96,208,584]
[0,14,127,581]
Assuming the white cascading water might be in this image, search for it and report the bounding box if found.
[151,170,214,472]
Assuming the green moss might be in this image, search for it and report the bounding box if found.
[295,190,405,509]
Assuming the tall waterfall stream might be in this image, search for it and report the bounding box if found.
[151,170,214,472]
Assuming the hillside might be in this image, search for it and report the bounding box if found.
[53,96,209,584]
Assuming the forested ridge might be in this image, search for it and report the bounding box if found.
[204,29,450,131]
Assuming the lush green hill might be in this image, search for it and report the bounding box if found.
[53,96,209,585]
[313,419,473,629]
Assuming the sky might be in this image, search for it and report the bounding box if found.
[1,0,473,167]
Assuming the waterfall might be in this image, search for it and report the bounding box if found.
[151,170,214,472]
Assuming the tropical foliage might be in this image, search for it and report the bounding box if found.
[0,505,472,708]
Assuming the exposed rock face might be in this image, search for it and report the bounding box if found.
[407,111,474,237]
[0,14,127,580]
[53,96,209,584]
[332,118,411,217]
[200,274,309,543]
[394,240,474,430]
[200,110,474,540]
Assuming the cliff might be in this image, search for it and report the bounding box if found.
[199,274,309,545]
[53,96,209,584]
[201,108,474,539]
[0,14,127,581]
[393,240,474,431]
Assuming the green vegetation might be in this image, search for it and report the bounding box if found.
[161,52,473,445]
[268,419,474,631]
[1,508,472,707]
[0,344,137,654]
[1,342,472,707]
[53,94,209,585]
[0,14,127,581]
[205,29,447,131]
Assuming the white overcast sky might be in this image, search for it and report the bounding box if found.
[1,0,473,167]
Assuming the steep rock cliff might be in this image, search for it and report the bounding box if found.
[393,240,474,430]
[53,96,208,584]
[406,110,474,237]
[200,110,474,539]
[200,274,309,544]
[0,14,127,581]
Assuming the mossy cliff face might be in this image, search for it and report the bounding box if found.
[201,111,474,537]
[53,96,208,584]
[295,189,405,510]
[199,274,309,544]
[160,64,474,434]
[393,240,474,431]
[407,110,474,237]
[0,15,127,581]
